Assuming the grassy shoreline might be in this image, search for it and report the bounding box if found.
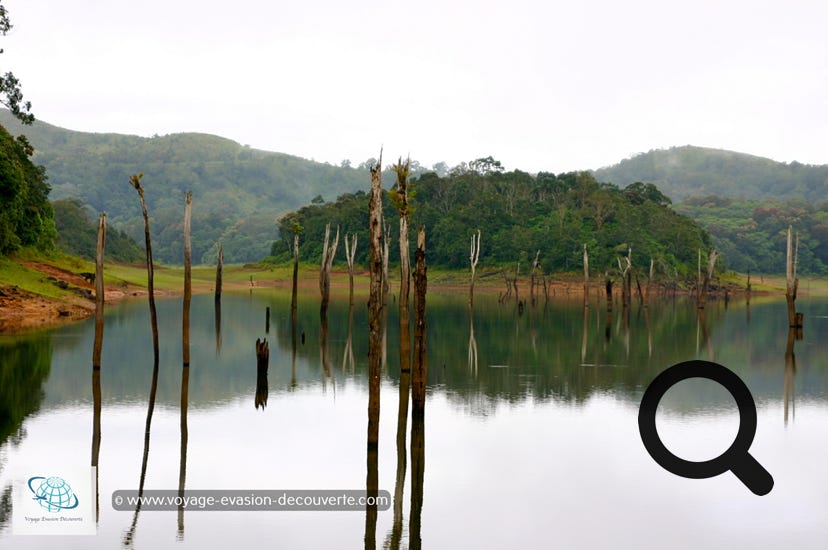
[1,250,823,333]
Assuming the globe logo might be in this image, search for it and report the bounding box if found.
[27,476,80,512]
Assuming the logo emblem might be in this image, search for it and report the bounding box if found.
[27,476,80,512]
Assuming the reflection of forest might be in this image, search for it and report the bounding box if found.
[0,334,52,532]
[6,293,828,414]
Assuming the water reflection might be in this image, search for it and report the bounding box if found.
[784,328,796,425]
[178,365,190,540]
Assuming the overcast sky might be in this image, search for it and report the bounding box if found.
[3,0,827,173]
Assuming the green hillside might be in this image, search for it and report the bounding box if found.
[0,111,378,264]
[594,145,828,202]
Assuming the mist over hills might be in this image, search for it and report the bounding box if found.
[594,145,828,202]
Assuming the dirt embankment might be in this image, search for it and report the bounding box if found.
[0,262,143,333]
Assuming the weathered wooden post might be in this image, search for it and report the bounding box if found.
[412,227,428,417]
[469,229,481,308]
[319,222,340,317]
[129,173,159,363]
[265,306,270,333]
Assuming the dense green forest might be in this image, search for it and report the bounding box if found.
[52,198,143,263]
[0,111,394,264]
[676,196,828,274]
[594,145,828,202]
[272,162,711,282]
[0,124,55,255]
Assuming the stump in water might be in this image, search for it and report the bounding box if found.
[785,226,802,328]
[92,212,106,370]
[412,227,428,417]
[265,306,270,333]
[367,152,384,450]
[183,192,192,368]
[129,173,159,363]
[214,242,223,304]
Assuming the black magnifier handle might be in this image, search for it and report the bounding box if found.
[731,452,774,496]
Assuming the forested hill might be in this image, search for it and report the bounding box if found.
[274,168,711,282]
[0,111,380,264]
[594,146,828,202]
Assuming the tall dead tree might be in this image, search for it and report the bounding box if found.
[183,192,192,368]
[530,250,540,306]
[344,233,358,306]
[129,173,159,363]
[697,248,718,309]
[214,242,223,303]
[382,222,391,303]
[367,152,384,450]
[412,227,428,417]
[786,226,801,328]
[583,244,589,308]
[92,212,106,370]
[289,219,301,322]
[392,158,413,403]
[319,222,340,317]
[468,229,481,308]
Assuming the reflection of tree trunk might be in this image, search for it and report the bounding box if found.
[604,310,612,343]
[784,328,796,425]
[291,308,298,390]
[389,347,411,550]
[409,411,425,550]
[468,308,478,375]
[256,339,269,410]
[129,174,160,364]
[644,307,653,359]
[365,153,384,550]
[412,228,428,416]
[697,309,713,361]
[214,300,222,354]
[343,305,355,373]
[91,368,101,523]
[320,314,331,388]
[177,365,190,540]
[123,358,159,547]
[581,306,588,363]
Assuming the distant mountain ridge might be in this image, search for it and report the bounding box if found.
[0,111,375,264]
[594,146,828,202]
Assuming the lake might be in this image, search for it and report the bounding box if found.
[2,289,828,549]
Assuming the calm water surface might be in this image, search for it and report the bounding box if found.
[2,290,828,549]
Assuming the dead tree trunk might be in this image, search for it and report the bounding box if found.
[393,158,413,394]
[214,242,223,304]
[291,230,299,319]
[92,212,106,370]
[345,233,358,306]
[319,223,340,317]
[129,173,159,362]
[530,250,540,306]
[697,249,718,309]
[183,192,192,368]
[786,226,801,328]
[583,244,589,308]
[382,222,391,304]
[412,226,428,417]
[367,153,384,450]
[469,229,481,308]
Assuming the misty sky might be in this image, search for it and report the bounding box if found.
[3,0,827,173]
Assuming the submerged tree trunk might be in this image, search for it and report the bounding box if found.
[367,153,384,450]
[469,229,481,308]
[291,232,299,318]
[183,192,192,368]
[129,173,159,363]
[93,212,106,370]
[319,223,340,317]
[412,227,428,417]
[214,242,223,303]
[786,226,801,327]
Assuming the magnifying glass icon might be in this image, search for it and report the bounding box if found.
[638,360,774,496]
